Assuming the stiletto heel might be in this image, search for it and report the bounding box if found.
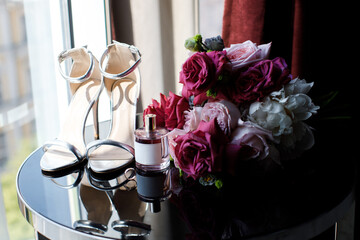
[86,41,141,174]
[40,46,104,173]
[92,99,100,140]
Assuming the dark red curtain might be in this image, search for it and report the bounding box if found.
[222,0,356,115]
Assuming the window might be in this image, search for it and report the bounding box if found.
[1,1,35,239]
[0,0,77,239]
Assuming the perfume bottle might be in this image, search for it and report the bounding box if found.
[134,114,169,171]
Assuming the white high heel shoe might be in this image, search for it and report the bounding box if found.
[86,41,141,174]
[40,46,104,174]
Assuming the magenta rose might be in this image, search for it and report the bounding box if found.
[143,93,167,128]
[230,57,291,104]
[180,52,216,98]
[173,119,227,179]
[207,50,229,78]
[180,51,229,105]
[165,91,190,130]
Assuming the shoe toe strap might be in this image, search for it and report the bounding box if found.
[86,139,135,158]
[43,139,84,161]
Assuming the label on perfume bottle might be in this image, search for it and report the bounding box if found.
[134,142,162,165]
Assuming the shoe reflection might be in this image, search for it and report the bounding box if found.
[111,188,150,237]
[86,163,137,191]
[42,167,84,189]
[75,166,176,237]
[79,167,150,237]
[74,184,112,234]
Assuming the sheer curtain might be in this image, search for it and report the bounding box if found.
[110,0,197,111]
[25,0,108,144]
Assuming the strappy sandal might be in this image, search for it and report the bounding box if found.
[86,41,141,174]
[40,46,104,173]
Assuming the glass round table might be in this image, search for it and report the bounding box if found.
[16,121,356,240]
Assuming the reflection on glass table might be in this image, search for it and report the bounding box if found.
[17,147,184,240]
[16,143,356,240]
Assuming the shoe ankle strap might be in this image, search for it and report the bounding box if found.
[99,41,141,80]
[58,46,95,83]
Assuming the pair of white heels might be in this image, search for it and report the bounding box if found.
[40,41,141,175]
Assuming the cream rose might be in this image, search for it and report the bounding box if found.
[183,107,202,132]
[183,100,240,136]
[201,100,240,136]
[225,40,271,69]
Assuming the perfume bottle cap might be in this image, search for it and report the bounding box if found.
[145,114,156,132]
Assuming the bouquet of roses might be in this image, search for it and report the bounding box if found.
[143,34,319,184]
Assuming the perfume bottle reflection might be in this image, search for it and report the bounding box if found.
[135,167,172,213]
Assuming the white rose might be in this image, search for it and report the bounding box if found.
[285,94,319,121]
[279,122,315,160]
[280,122,314,150]
[270,77,319,122]
[284,77,314,95]
[248,97,293,139]
[248,77,319,151]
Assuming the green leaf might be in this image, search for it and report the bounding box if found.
[193,34,202,43]
[215,179,223,189]
[184,34,206,52]
[206,88,217,98]
[179,168,184,178]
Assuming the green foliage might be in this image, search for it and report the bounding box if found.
[1,137,36,240]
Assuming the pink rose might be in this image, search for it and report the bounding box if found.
[201,100,240,136]
[225,119,276,175]
[183,107,203,132]
[143,93,167,128]
[173,119,227,179]
[165,91,190,130]
[166,128,187,167]
[230,57,291,104]
[225,40,271,69]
